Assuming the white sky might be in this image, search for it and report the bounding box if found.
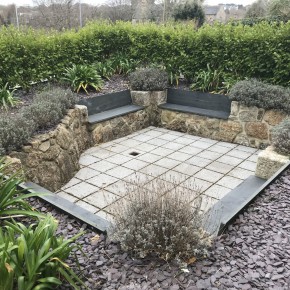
[0,0,257,6]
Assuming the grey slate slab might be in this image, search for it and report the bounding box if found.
[88,104,143,124]
[159,103,230,119]
[22,181,111,232]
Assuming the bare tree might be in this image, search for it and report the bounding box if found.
[105,0,133,21]
[32,0,76,30]
[245,0,269,18]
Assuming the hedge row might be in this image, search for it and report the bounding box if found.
[0,21,289,89]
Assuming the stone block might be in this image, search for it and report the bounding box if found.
[131,91,151,107]
[39,141,50,152]
[56,126,72,150]
[160,109,175,124]
[151,91,167,105]
[245,122,268,140]
[255,146,289,179]
[239,106,259,122]
[220,120,243,134]
[263,110,286,126]
[230,101,239,116]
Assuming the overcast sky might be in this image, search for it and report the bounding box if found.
[0,0,256,6]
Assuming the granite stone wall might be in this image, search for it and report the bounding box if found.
[90,109,150,145]
[6,90,289,190]
[160,101,288,149]
[9,105,91,191]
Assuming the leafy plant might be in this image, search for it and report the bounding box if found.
[111,55,139,75]
[190,64,224,93]
[63,64,103,94]
[94,61,115,80]
[129,67,168,91]
[0,83,20,111]
[272,118,290,155]
[0,115,35,155]
[0,158,43,220]
[0,215,85,290]
[111,177,212,261]
[229,79,290,113]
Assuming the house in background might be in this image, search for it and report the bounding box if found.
[204,4,227,23]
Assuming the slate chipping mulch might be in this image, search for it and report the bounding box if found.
[28,168,290,290]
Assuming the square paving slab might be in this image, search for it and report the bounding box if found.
[56,126,260,222]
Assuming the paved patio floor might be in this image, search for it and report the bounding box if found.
[56,126,260,222]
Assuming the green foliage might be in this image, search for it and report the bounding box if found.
[0,115,35,155]
[94,61,115,80]
[0,215,85,290]
[0,87,78,154]
[111,178,212,261]
[272,118,290,155]
[173,1,205,26]
[0,83,20,111]
[229,79,290,112]
[190,64,240,94]
[190,64,223,93]
[129,68,168,91]
[0,159,43,220]
[0,21,289,88]
[63,64,104,94]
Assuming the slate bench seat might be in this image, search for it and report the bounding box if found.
[159,88,231,120]
[78,90,144,124]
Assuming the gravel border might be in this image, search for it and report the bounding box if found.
[26,168,290,290]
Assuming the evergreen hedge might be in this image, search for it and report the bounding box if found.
[0,21,289,89]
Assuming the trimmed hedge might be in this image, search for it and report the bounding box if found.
[0,21,289,89]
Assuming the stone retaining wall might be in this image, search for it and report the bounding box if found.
[160,101,288,149]
[6,90,289,190]
[90,109,150,144]
[10,105,91,191]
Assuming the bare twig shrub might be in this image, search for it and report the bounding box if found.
[110,177,214,261]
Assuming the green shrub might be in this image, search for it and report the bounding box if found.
[0,215,85,290]
[129,68,168,91]
[229,79,290,112]
[111,178,212,261]
[272,118,290,155]
[0,22,289,88]
[94,61,115,80]
[0,115,35,155]
[0,158,43,220]
[21,101,63,130]
[0,83,20,111]
[63,64,104,94]
[33,87,78,114]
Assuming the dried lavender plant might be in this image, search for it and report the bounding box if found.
[110,176,215,261]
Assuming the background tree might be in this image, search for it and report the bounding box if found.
[173,0,205,26]
[32,0,76,30]
[268,0,290,20]
[245,0,269,18]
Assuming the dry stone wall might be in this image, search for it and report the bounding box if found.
[6,89,289,190]
[90,110,150,145]
[10,105,91,191]
[160,101,288,149]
